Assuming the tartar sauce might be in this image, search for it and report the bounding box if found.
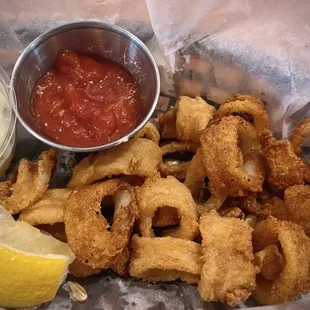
[0,82,15,176]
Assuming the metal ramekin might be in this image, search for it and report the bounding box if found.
[10,21,160,152]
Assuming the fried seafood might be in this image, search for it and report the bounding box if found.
[260,130,305,190]
[175,96,215,143]
[133,122,160,145]
[200,116,264,201]
[254,244,285,281]
[197,195,227,215]
[128,235,202,284]
[159,141,199,180]
[252,217,310,305]
[215,94,269,132]
[289,118,310,182]
[219,206,245,219]
[19,189,71,226]
[9,92,310,305]
[240,191,288,220]
[69,259,101,278]
[290,118,310,155]
[158,108,177,139]
[0,150,57,215]
[184,148,206,199]
[198,211,257,307]
[137,176,199,240]
[283,185,310,236]
[68,138,161,189]
[64,179,138,270]
[110,247,131,276]
[152,206,180,227]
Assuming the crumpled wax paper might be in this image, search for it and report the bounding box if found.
[1,0,310,309]
[146,0,310,139]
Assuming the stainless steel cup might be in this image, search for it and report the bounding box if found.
[10,21,160,152]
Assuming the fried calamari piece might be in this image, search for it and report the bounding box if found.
[158,108,177,139]
[175,96,215,143]
[219,206,245,219]
[289,118,310,182]
[19,189,71,226]
[198,211,257,307]
[159,141,199,180]
[184,148,206,199]
[252,217,310,305]
[254,244,285,281]
[69,259,101,278]
[137,176,199,240]
[133,122,160,145]
[152,206,180,227]
[283,185,310,236]
[0,180,12,203]
[1,150,57,214]
[290,118,310,155]
[240,191,288,221]
[215,94,269,132]
[65,179,138,269]
[260,130,305,190]
[200,116,265,200]
[197,195,228,215]
[129,235,202,284]
[110,247,131,277]
[68,138,161,189]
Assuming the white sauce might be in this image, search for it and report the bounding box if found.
[0,83,15,176]
[0,90,9,143]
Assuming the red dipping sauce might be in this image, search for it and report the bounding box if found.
[32,50,142,147]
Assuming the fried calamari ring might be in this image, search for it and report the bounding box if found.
[184,148,206,199]
[183,149,226,214]
[176,96,215,143]
[110,247,131,276]
[137,176,199,240]
[134,122,160,145]
[254,244,285,281]
[159,141,199,180]
[129,235,202,284]
[152,206,180,227]
[197,195,227,215]
[19,189,71,226]
[1,150,57,214]
[198,211,257,307]
[65,179,138,269]
[200,116,265,199]
[158,108,177,139]
[283,185,310,236]
[252,217,310,305]
[260,129,305,190]
[215,94,269,132]
[184,148,223,215]
[240,190,288,221]
[289,118,310,182]
[68,138,161,189]
[290,118,310,155]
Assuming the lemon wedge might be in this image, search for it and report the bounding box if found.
[0,204,13,220]
[0,218,75,308]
